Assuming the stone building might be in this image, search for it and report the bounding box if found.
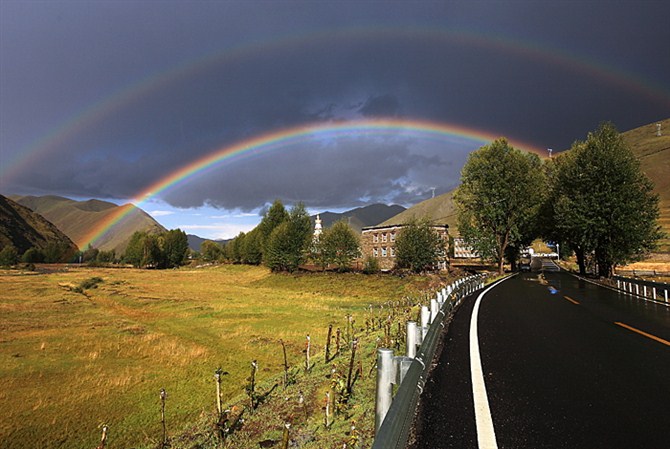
[360,224,450,271]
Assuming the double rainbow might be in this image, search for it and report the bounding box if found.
[78,118,539,249]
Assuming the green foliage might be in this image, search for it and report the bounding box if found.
[258,200,289,255]
[82,245,99,263]
[542,122,662,277]
[43,241,72,263]
[200,240,222,262]
[21,247,45,263]
[124,229,188,268]
[264,203,312,272]
[161,229,189,268]
[454,138,545,274]
[316,220,361,272]
[362,256,380,274]
[96,249,116,263]
[225,232,246,263]
[394,218,446,273]
[0,245,19,267]
[240,228,263,265]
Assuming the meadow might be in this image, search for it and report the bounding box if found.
[0,264,442,448]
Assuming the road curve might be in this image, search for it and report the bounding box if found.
[411,269,670,449]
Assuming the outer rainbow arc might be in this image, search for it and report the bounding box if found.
[78,118,540,250]
[4,26,667,187]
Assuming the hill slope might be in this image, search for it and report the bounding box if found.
[0,194,79,257]
[379,191,457,229]
[622,118,670,251]
[10,195,166,254]
[313,203,406,233]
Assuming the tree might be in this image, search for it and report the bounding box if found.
[394,218,446,273]
[317,220,361,272]
[454,138,545,274]
[264,203,312,272]
[21,247,45,263]
[161,229,189,268]
[124,231,161,268]
[240,227,263,265]
[543,122,662,277]
[200,240,222,262]
[0,245,19,267]
[225,232,246,264]
[258,200,289,254]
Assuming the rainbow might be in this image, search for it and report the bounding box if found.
[3,26,668,187]
[79,118,540,249]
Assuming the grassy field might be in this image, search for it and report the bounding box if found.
[0,264,444,449]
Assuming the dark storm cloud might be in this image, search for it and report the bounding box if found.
[1,0,669,210]
[359,95,401,117]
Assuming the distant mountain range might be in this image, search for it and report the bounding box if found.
[10,195,165,255]
[312,203,406,233]
[0,194,78,258]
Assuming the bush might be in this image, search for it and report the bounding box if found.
[0,245,19,267]
[362,256,380,274]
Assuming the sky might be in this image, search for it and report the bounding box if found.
[1,0,669,240]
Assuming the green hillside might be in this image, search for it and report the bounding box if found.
[622,118,670,251]
[379,191,457,228]
[10,195,166,254]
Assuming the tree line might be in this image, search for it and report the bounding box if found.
[454,122,662,277]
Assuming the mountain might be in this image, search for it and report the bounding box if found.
[10,195,166,255]
[312,203,406,233]
[0,194,78,258]
[187,234,228,252]
[622,118,670,251]
[379,191,457,229]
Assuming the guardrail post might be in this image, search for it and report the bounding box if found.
[430,298,438,323]
[406,321,417,358]
[617,279,620,290]
[420,306,430,339]
[652,287,657,299]
[635,284,640,296]
[665,288,668,302]
[643,285,647,297]
[394,356,414,385]
[375,348,395,433]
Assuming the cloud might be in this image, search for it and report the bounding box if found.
[358,94,400,117]
[149,210,176,217]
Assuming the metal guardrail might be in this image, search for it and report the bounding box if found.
[613,275,670,303]
[371,273,487,449]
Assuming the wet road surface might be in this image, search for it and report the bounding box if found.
[412,269,670,449]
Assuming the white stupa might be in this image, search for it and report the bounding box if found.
[313,214,323,239]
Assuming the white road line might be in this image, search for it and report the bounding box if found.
[469,276,513,449]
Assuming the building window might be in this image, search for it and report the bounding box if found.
[381,247,387,257]
[390,247,395,257]
[390,232,396,242]
[373,248,378,257]
[382,233,387,242]
[373,233,379,243]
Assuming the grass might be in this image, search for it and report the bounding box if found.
[0,264,448,449]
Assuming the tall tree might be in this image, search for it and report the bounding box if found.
[394,218,446,273]
[454,138,545,274]
[544,122,662,277]
[258,200,289,255]
[161,229,189,268]
[317,220,361,272]
[265,203,312,272]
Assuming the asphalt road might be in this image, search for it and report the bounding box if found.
[411,267,670,449]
